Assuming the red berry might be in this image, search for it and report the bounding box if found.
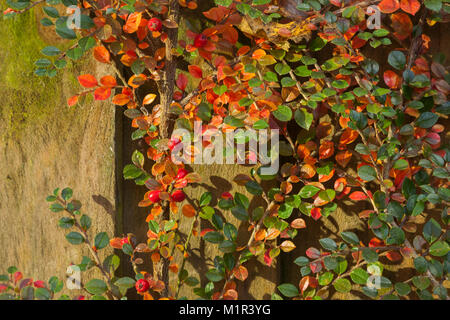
[120,237,129,245]
[171,190,186,202]
[135,279,150,293]
[194,34,207,48]
[148,190,161,203]
[176,168,189,180]
[221,192,233,200]
[147,17,162,32]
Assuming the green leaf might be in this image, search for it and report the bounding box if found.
[41,46,61,56]
[43,6,59,18]
[58,217,74,229]
[132,150,144,167]
[80,215,92,231]
[362,248,379,263]
[350,268,369,285]
[429,241,450,257]
[199,206,215,220]
[50,202,64,212]
[277,283,299,297]
[333,278,351,293]
[424,0,442,12]
[340,231,359,245]
[231,205,249,221]
[114,277,136,289]
[275,63,291,75]
[65,232,84,245]
[281,77,297,87]
[358,165,377,182]
[395,282,411,296]
[273,105,292,122]
[388,51,406,70]
[316,272,332,286]
[94,232,109,250]
[224,116,245,128]
[205,269,223,282]
[85,279,107,295]
[35,288,51,300]
[55,18,77,39]
[393,159,408,170]
[416,112,439,128]
[245,180,263,196]
[278,203,294,219]
[319,238,337,251]
[299,185,320,198]
[123,164,143,179]
[294,108,313,130]
[203,231,224,244]
[423,218,442,243]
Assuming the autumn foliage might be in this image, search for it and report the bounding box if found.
[1,0,449,300]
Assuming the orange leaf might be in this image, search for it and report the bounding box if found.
[237,46,250,56]
[336,150,353,167]
[93,46,110,63]
[77,74,98,88]
[100,75,117,88]
[143,93,157,105]
[123,12,142,34]
[67,95,79,106]
[182,204,196,218]
[255,229,267,241]
[300,164,316,179]
[400,0,420,15]
[223,289,238,300]
[112,94,131,106]
[378,0,400,13]
[349,191,368,201]
[188,65,203,79]
[291,218,306,229]
[391,12,413,40]
[339,128,359,145]
[319,141,334,160]
[252,49,266,60]
[94,87,111,100]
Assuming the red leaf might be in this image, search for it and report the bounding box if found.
[349,191,368,201]
[400,0,420,15]
[94,87,111,100]
[378,0,400,13]
[264,248,273,266]
[306,247,321,259]
[309,260,323,273]
[311,207,322,220]
[176,73,188,91]
[384,70,401,89]
[188,65,203,79]
[77,74,98,88]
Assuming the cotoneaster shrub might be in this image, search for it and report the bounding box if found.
[1,0,449,300]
